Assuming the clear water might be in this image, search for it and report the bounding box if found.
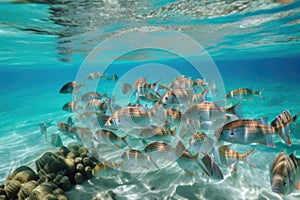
[1,0,300,199]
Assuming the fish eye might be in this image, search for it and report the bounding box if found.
[109,120,113,124]
[283,179,287,186]
[230,132,234,136]
[165,97,168,100]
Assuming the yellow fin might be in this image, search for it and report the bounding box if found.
[297,181,300,190]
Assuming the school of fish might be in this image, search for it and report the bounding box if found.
[53,72,300,196]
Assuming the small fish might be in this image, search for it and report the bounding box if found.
[121,149,159,170]
[121,82,133,95]
[84,99,110,113]
[80,92,108,102]
[183,101,242,121]
[170,76,194,89]
[217,145,256,172]
[139,125,176,142]
[226,88,264,100]
[62,102,82,112]
[139,93,161,103]
[202,154,224,180]
[133,77,160,99]
[215,110,292,148]
[105,107,150,131]
[175,141,210,177]
[92,161,123,177]
[192,89,209,104]
[189,132,215,154]
[59,81,84,94]
[270,152,300,195]
[39,123,47,139]
[94,129,131,149]
[192,78,209,91]
[57,122,75,139]
[158,88,193,108]
[86,72,106,80]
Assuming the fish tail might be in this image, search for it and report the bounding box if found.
[255,88,264,99]
[122,135,132,149]
[271,110,292,146]
[227,101,243,118]
[240,149,256,168]
[193,153,212,177]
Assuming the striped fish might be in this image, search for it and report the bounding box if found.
[86,72,106,81]
[105,107,150,131]
[62,102,82,112]
[121,149,159,170]
[175,141,211,177]
[80,92,108,102]
[215,110,292,148]
[92,161,123,177]
[139,125,176,142]
[57,122,76,139]
[158,88,193,108]
[270,152,300,195]
[183,101,242,121]
[226,88,264,100]
[84,99,110,112]
[59,81,84,94]
[217,145,256,172]
[94,129,131,149]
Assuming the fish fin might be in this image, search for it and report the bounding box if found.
[271,110,292,146]
[184,169,194,176]
[227,102,243,118]
[265,135,276,148]
[255,88,265,100]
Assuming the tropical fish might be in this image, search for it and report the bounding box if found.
[226,88,264,100]
[84,99,110,113]
[62,102,82,112]
[217,145,256,172]
[121,149,159,170]
[202,154,224,180]
[139,125,176,142]
[215,110,292,148]
[158,88,193,108]
[59,81,84,94]
[86,72,106,81]
[105,107,150,131]
[183,101,242,121]
[80,92,108,102]
[57,122,75,139]
[92,161,123,177]
[175,141,210,177]
[189,132,215,154]
[94,129,131,149]
[270,152,300,195]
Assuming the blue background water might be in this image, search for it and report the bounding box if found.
[0,0,300,199]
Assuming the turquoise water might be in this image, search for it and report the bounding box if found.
[1,0,300,199]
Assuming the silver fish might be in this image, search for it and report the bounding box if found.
[215,110,292,148]
[226,88,264,100]
[121,149,159,170]
[105,107,150,131]
[175,141,210,177]
[139,125,176,142]
[202,154,224,180]
[84,99,110,113]
[80,92,108,102]
[59,81,84,94]
[184,101,242,121]
[57,122,75,139]
[62,102,82,112]
[217,145,256,172]
[94,129,131,149]
[158,88,193,108]
[270,152,300,195]
[86,72,106,80]
[92,161,123,177]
